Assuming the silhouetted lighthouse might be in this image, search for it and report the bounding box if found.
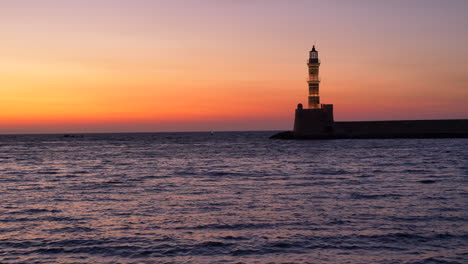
[293,45,334,136]
[308,46,320,109]
[269,45,468,139]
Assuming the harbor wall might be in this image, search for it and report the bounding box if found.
[271,104,468,139]
[284,115,468,139]
[333,119,468,138]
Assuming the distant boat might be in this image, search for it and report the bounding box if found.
[63,134,83,138]
[210,131,215,136]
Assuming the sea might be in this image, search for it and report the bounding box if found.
[0,131,466,264]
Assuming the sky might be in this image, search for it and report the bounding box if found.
[1,0,467,134]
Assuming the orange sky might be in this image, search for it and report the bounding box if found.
[1,0,467,134]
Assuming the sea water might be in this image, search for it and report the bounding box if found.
[0,132,466,264]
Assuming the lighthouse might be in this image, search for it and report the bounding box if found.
[293,45,334,137]
[269,46,468,139]
[308,45,320,109]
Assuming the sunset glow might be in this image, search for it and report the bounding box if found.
[1,0,467,133]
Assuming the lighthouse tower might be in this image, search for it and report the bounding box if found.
[293,45,334,137]
[307,45,320,109]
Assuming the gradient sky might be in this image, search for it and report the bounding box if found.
[1,0,467,134]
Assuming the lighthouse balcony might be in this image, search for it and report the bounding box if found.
[303,103,333,111]
[307,77,320,82]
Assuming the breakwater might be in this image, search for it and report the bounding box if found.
[271,119,468,139]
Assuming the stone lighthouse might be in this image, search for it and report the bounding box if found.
[270,45,468,139]
[293,46,334,137]
[308,45,320,109]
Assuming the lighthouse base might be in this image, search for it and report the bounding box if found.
[293,104,334,137]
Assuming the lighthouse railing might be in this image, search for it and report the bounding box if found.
[307,77,321,82]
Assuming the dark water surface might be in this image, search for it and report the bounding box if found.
[0,132,466,264]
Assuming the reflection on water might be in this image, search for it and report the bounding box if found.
[0,132,466,263]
